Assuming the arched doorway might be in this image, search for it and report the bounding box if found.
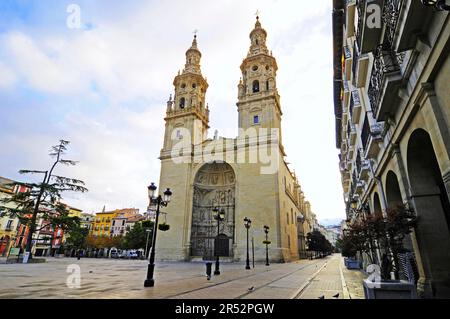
[386,171,403,210]
[373,192,383,218]
[190,162,235,259]
[407,128,450,297]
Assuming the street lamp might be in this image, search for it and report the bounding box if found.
[244,217,252,270]
[144,229,152,259]
[144,182,172,287]
[421,0,450,11]
[263,225,270,266]
[213,207,226,275]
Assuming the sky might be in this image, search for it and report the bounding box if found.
[0,0,345,224]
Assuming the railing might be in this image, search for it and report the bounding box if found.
[361,116,370,150]
[382,0,403,48]
[352,41,359,85]
[355,0,365,50]
[368,45,405,115]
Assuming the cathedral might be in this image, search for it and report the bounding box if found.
[156,17,307,263]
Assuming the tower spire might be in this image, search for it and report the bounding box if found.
[184,33,202,74]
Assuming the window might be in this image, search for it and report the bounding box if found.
[252,65,258,71]
[179,97,185,109]
[253,115,259,124]
[286,213,290,225]
[252,80,260,93]
[176,130,182,139]
[112,220,115,226]
[266,80,269,91]
[181,83,186,89]
[5,220,13,230]
[122,220,125,226]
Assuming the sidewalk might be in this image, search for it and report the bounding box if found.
[295,254,366,299]
[340,257,366,299]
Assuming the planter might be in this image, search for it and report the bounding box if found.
[158,223,170,231]
[346,259,361,269]
[363,279,417,299]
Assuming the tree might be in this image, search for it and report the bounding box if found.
[344,204,418,279]
[0,140,88,259]
[306,230,333,258]
[123,221,154,254]
[65,226,89,250]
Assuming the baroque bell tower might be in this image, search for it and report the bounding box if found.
[237,16,283,144]
[162,35,209,153]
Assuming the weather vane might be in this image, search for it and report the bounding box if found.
[255,9,260,19]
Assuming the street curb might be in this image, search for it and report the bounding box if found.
[339,259,351,299]
[290,259,328,299]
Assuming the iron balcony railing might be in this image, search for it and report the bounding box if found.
[382,0,403,48]
[368,45,405,115]
[355,0,365,50]
[352,41,359,85]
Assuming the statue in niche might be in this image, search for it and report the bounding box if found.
[220,191,226,204]
[211,174,219,185]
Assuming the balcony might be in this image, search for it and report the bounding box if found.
[341,140,348,153]
[368,45,405,121]
[348,145,355,160]
[395,0,434,52]
[350,90,362,124]
[349,123,357,146]
[354,54,369,88]
[346,0,357,38]
[355,0,383,54]
[355,180,366,194]
[364,122,385,158]
[359,160,371,181]
[342,106,349,125]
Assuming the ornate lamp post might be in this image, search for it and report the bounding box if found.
[421,0,450,11]
[213,207,226,275]
[144,182,172,287]
[263,225,270,266]
[244,217,252,270]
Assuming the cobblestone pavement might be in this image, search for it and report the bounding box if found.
[0,254,365,299]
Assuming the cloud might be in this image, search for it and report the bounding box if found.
[0,61,18,88]
[0,0,345,220]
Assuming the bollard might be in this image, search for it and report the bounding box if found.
[206,262,212,280]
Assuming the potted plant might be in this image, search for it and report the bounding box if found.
[347,204,418,299]
[158,223,170,231]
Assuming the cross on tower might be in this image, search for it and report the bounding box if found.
[255,9,260,19]
[193,29,198,38]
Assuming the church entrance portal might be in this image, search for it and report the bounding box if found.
[190,162,235,259]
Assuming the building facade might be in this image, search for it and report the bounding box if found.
[157,18,314,263]
[0,177,26,256]
[90,208,140,237]
[333,0,450,297]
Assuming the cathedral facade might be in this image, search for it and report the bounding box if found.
[156,18,307,263]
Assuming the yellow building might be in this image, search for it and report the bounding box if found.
[90,208,139,237]
[67,206,82,218]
